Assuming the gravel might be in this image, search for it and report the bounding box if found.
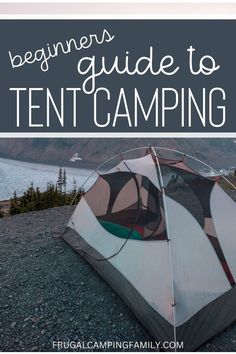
[0,206,236,352]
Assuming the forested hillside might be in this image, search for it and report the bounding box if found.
[0,138,235,169]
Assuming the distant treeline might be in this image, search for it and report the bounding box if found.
[219,173,236,190]
[0,168,84,218]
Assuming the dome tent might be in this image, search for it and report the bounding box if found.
[63,146,236,351]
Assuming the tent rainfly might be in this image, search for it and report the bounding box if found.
[63,147,236,351]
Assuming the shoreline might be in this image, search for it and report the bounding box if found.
[0,156,96,203]
[0,152,99,170]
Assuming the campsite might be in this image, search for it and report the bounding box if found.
[1,141,236,351]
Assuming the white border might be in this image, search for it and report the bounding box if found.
[1,11,236,20]
[2,0,236,3]
[1,4,236,137]
[1,3,236,19]
[1,15,236,19]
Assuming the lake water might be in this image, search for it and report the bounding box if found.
[0,158,96,200]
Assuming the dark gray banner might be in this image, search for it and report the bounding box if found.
[1,20,236,133]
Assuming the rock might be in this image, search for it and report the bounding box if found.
[31,346,38,351]
[10,322,16,328]
[84,314,91,321]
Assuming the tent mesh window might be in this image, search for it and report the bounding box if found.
[160,164,209,227]
[85,171,167,241]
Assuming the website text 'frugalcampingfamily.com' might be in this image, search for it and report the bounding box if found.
[52,340,184,350]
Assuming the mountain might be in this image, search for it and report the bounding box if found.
[0,138,235,170]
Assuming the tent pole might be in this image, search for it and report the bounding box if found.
[150,146,177,351]
[153,146,236,190]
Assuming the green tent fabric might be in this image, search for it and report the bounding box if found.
[99,220,142,240]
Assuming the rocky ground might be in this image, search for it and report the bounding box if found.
[0,206,236,352]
